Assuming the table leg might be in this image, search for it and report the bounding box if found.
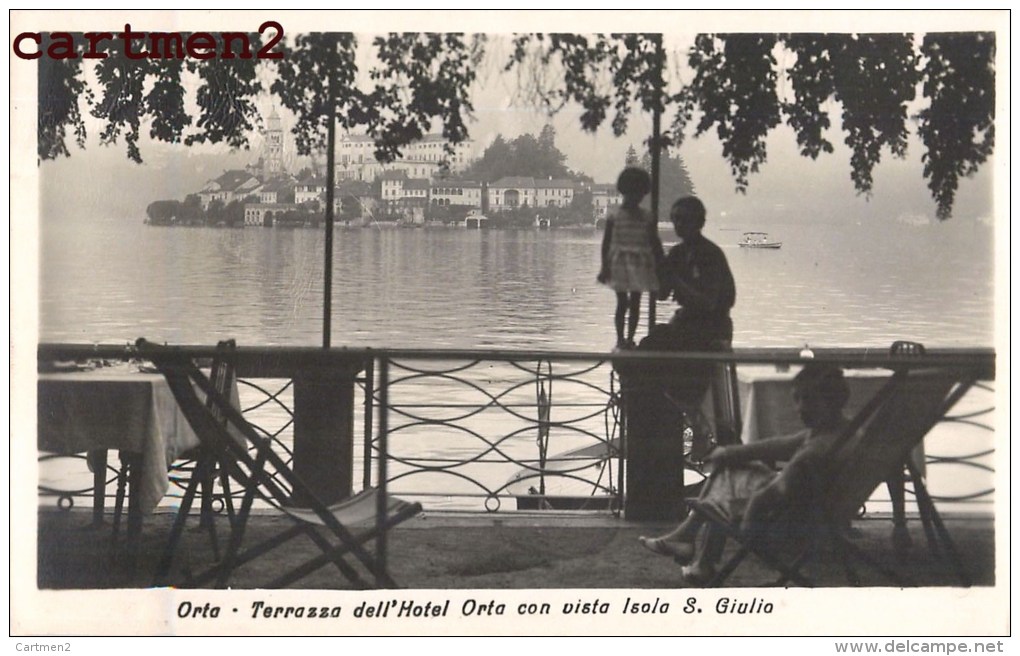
[86,450,107,527]
[119,452,143,572]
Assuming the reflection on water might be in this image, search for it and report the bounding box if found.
[40,218,996,349]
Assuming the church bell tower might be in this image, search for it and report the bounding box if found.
[264,107,284,176]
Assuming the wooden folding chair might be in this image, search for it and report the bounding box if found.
[145,339,239,576]
[137,339,422,589]
[689,364,979,587]
[111,341,237,556]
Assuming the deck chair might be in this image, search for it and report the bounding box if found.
[689,364,978,587]
[136,339,423,589]
[148,340,239,571]
[885,341,936,558]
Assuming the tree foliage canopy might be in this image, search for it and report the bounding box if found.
[461,126,583,182]
[508,31,995,219]
[37,30,994,219]
[638,148,695,212]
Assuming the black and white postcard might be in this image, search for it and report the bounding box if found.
[10,8,1010,642]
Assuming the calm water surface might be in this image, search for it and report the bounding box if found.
[39,218,996,349]
[37,217,997,511]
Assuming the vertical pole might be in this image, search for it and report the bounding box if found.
[323,66,337,349]
[363,356,374,489]
[648,33,664,332]
[624,33,690,522]
[376,356,389,585]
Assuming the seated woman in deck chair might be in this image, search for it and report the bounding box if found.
[639,362,850,585]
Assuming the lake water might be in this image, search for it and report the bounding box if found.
[36,217,998,512]
[39,217,996,350]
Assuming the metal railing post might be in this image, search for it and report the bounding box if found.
[616,372,626,517]
[375,355,389,585]
[363,356,374,490]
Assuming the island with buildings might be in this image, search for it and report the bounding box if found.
[145,108,635,230]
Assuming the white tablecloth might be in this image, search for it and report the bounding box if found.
[38,365,202,514]
[737,366,893,443]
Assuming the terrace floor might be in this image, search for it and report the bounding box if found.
[36,507,995,590]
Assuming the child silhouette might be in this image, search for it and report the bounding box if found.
[597,167,664,349]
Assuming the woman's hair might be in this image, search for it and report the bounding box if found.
[793,362,850,410]
[617,167,651,196]
[671,196,706,228]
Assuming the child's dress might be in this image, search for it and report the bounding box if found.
[604,206,659,292]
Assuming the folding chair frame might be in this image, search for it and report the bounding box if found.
[690,365,979,588]
[138,339,421,589]
[151,340,238,573]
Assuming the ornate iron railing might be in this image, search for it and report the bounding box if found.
[364,355,626,513]
[36,344,997,517]
[919,380,996,506]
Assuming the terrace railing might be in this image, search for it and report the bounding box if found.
[366,352,626,513]
[37,344,997,518]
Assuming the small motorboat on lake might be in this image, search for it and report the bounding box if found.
[739,231,782,249]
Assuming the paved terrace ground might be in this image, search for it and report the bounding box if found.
[37,508,994,590]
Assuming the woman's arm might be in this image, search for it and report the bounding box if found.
[672,258,723,311]
[705,431,807,467]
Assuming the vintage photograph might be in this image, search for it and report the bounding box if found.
[11,9,1007,638]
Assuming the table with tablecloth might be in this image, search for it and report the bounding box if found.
[735,365,925,472]
[736,366,893,443]
[38,364,206,541]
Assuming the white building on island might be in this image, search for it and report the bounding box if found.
[335,132,476,183]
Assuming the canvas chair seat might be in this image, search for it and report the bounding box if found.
[280,488,420,527]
